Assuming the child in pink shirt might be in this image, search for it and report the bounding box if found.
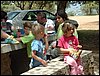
[57,21,84,75]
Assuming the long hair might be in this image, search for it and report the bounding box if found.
[55,10,69,32]
[1,11,7,21]
[55,10,69,21]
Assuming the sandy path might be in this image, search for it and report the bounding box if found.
[69,15,99,30]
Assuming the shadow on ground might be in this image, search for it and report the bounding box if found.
[78,30,99,52]
[78,30,99,74]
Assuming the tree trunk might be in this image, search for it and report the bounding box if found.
[57,1,67,12]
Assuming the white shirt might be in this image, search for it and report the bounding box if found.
[45,19,55,29]
[33,19,55,30]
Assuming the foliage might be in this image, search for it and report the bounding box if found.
[1,4,20,12]
[31,1,56,13]
[1,1,11,5]
[1,1,99,15]
[80,1,99,15]
[1,1,56,13]
[67,11,75,16]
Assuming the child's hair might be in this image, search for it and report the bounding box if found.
[31,23,44,35]
[23,22,32,29]
[62,21,75,33]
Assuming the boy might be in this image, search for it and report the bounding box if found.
[29,23,47,68]
[16,22,35,68]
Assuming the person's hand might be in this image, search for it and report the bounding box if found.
[43,34,49,51]
[41,59,47,67]
[77,45,82,49]
[69,48,77,55]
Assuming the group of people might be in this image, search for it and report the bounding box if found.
[1,10,84,75]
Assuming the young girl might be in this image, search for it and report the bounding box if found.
[29,23,47,68]
[48,10,79,59]
[46,10,70,59]
[55,10,78,39]
[57,21,84,75]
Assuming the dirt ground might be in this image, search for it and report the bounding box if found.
[69,15,99,75]
[69,15,99,30]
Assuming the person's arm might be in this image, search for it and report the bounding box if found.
[60,48,77,55]
[16,32,34,44]
[43,34,49,50]
[1,30,9,38]
[32,50,47,67]
[16,36,32,44]
[16,37,22,42]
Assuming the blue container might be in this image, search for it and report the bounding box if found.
[20,29,25,35]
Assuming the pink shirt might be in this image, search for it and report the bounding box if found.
[58,35,79,56]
